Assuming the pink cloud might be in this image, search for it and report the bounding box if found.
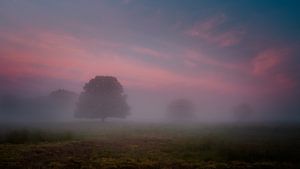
[250,47,297,93]
[130,46,170,59]
[251,48,289,76]
[0,29,250,95]
[189,14,226,33]
[274,73,296,89]
[185,14,244,47]
[183,49,244,71]
[3,27,295,98]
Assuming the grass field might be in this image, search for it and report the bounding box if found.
[0,121,299,169]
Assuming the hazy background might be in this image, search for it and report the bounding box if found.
[0,0,300,122]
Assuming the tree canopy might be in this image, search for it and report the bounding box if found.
[75,76,130,121]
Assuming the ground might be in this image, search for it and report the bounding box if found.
[0,121,299,169]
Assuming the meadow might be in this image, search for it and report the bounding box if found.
[0,121,299,169]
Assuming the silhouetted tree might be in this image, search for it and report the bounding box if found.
[48,89,77,110]
[75,76,130,121]
[167,98,195,120]
[233,103,253,121]
[22,89,78,120]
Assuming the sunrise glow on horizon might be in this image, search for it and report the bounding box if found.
[0,0,299,120]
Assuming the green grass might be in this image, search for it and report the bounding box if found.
[0,122,299,169]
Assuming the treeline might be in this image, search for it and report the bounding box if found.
[0,76,255,122]
[0,89,77,121]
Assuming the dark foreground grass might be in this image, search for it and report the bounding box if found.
[0,129,75,144]
[0,122,299,169]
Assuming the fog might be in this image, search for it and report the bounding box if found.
[0,76,299,125]
[0,0,299,125]
[1,2,300,168]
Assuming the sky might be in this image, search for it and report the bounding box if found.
[0,0,300,120]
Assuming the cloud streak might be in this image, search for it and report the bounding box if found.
[185,14,244,47]
[0,28,249,95]
[251,48,287,76]
[0,0,299,116]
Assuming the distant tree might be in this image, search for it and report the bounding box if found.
[0,90,78,121]
[48,89,77,109]
[46,89,78,119]
[233,103,253,121]
[49,89,77,101]
[167,98,195,120]
[75,76,130,121]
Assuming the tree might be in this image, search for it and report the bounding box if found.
[167,98,195,120]
[48,89,78,112]
[46,89,78,119]
[75,76,130,121]
[233,103,253,122]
